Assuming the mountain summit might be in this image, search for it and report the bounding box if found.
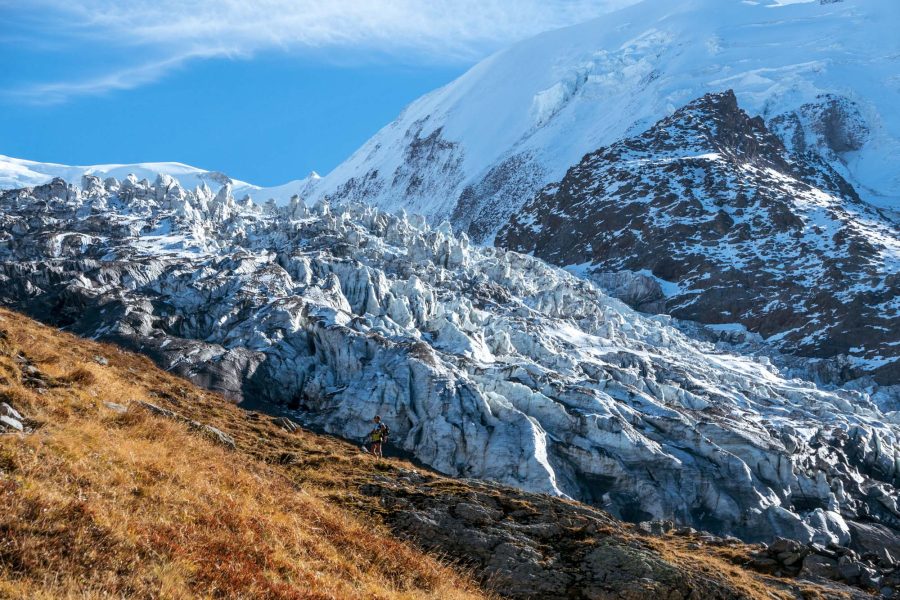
[311,0,899,237]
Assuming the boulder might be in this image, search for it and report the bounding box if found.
[779,551,806,567]
[769,537,803,555]
[848,522,900,561]
[877,548,897,568]
[0,415,23,431]
[195,424,236,450]
[808,543,839,560]
[0,402,22,421]
[860,567,882,590]
[273,416,298,433]
[838,556,863,582]
[800,554,838,579]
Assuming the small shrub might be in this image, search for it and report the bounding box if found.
[59,367,96,386]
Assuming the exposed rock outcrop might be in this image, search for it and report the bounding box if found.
[363,471,787,599]
[498,91,899,384]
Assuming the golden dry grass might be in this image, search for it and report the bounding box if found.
[0,307,851,600]
[0,308,487,600]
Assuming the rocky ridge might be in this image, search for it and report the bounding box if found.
[498,91,900,384]
[0,175,898,551]
[749,535,900,595]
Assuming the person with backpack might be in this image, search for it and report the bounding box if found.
[366,415,389,458]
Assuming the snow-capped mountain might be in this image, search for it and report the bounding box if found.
[498,91,900,384]
[0,153,315,204]
[1,176,898,551]
[310,0,900,236]
[285,0,900,385]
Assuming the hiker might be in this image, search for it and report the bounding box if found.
[366,415,389,458]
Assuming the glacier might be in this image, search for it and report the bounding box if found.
[0,153,314,205]
[1,175,898,549]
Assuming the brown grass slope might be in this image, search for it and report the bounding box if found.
[0,307,858,599]
[0,308,485,600]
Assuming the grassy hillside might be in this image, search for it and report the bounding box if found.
[0,307,856,599]
[0,308,485,600]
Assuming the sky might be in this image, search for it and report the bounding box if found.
[0,0,639,186]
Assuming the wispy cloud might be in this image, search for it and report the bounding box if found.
[8,51,226,105]
[6,0,637,104]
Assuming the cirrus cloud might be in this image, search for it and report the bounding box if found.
[5,0,639,104]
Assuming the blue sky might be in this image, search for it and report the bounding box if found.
[0,0,635,186]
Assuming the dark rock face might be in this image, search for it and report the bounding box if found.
[391,124,464,203]
[498,91,899,384]
[451,152,547,243]
[327,120,465,220]
[585,271,666,313]
[768,94,872,207]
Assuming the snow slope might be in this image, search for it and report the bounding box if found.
[311,0,900,238]
[0,153,314,204]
